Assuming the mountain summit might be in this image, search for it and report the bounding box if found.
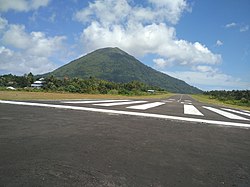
[50,47,202,93]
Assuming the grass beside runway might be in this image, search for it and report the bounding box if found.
[191,94,250,111]
[0,90,173,100]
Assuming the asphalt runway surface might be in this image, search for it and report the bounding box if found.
[0,95,250,186]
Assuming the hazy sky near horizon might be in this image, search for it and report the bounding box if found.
[0,0,249,90]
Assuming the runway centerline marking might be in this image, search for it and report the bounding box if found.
[1,100,250,128]
[177,95,183,102]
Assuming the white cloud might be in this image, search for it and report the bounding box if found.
[76,0,221,68]
[240,25,249,32]
[171,66,250,90]
[153,58,172,69]
[216,40,223,46]
[0,0,50,12]
[2,24,66,56]
[0,46,12,56]
[75,0,131,25]
[148,0,190,24]
[0,46,57,75]
[165,70,250,90]
[225,22,249,33]
[49,12,56,22]
[75,0,189,25]
[27,32,66,57]
[193,65,217,73]
[2,25,30,49]
[0,16,8,30]
[29,11,39,22]
[30,0,50,10]
[81,22,176,56]
[225,22,237,28]
[0,16,66,75]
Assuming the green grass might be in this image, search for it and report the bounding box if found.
[0,90,173,100]
[191,94,250,111]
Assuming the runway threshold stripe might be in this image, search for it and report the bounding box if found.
[1,100,250,128]
[93,100,147,106]
[62,100,130,104]
[203,106,249,121]
[127,102,165,110]
[222,108,250,117]
[184,105,204,116]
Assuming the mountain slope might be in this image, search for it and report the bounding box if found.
[50,47,202,94]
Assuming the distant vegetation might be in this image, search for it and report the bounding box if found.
[44,75,164,95]
[0,73,34,88]
[203,90,250,107]
[0,73,165,96]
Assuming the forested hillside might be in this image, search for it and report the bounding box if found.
[48,47,202,94]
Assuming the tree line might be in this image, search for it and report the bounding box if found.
[204,90,250,106]
[0,73,164,95]
[0,73,34,88]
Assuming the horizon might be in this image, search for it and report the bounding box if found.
[0,0,249,91]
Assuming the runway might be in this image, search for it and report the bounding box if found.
[1,95,249,128]
[0,95,250,186]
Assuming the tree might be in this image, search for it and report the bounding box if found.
[27,72,34,85]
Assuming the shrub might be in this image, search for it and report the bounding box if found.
[241,98,248,103]
[108,89,119,95]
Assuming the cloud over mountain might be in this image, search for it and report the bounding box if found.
[75,0,221,68]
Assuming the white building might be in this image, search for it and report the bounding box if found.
[31,78,45,88]
[6,86,16,90]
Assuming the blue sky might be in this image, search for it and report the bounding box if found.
[0,0,249,91]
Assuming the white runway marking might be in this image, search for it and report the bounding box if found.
[177,95,183,102]
[93,100,147,106]
[203,106,249,121]
[184,105,204,116]
[168,99,175,101]
[161,100,173,103]
[222,108,250,117]
[127,102,165,110]
[0,100,250,128]
[184,100,192,102]
[62,99,129,104]
[243,110,250,113]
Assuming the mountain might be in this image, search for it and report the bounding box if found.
[49,47,202,94]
